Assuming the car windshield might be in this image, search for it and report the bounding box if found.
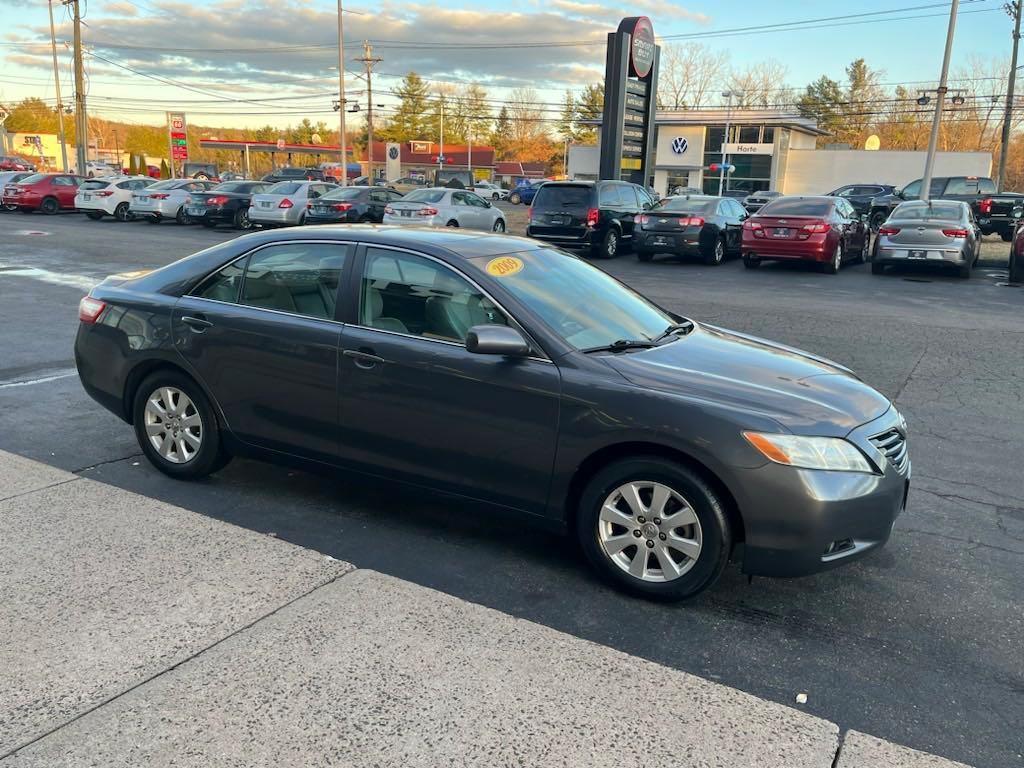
[892,203,962,220]
[533,185,591,209]
[758,198,832,217]
[657,197,717,212]
[17,173,46,184]
[471,248,674,349]
[322,187,365,201]
[267,182,302,195]
[403,189,446,203]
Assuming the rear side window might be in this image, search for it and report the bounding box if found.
[944,177,995,195]
[193,259,246,303]
[240,243,349,320]
[404,189,445,203]
[758,198,833,217]
[534,185,592,209]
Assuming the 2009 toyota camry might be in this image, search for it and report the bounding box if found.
[75,227,909,600]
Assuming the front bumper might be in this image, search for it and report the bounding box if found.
[736,408,909,577]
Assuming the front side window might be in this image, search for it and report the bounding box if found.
[360,248,507,342]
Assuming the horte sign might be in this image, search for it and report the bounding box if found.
[723,142,774,155]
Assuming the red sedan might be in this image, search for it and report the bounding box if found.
[0,155,35,172]
[1,172,83,214]
[741,195,870,274]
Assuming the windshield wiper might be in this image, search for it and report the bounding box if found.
[581,338,658,354]
[652,321,695,344]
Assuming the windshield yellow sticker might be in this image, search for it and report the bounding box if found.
[485,256,524,277]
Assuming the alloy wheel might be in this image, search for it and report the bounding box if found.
[493,219,505,233]
[714,239,724,263]
[144,386,203,464]
[115,202,130,221]
[607,231,617,256]
[597,481,703,582]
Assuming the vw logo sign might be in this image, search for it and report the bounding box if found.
[671,137,688,155]
[387,146,400,160]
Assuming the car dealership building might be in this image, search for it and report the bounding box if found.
[568,109,992,197]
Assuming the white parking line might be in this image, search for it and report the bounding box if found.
[0,266,97,292]
[0,371,78,389]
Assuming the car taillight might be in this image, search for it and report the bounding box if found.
[206,195,229,205]
[743,220,765,238]
[417,207,438,216]
[586,207,599,227]
[332,203,353,211]
[802,221,831,233]
[527,206,533,223]
[279,198,293,209]
[978,198,992,215]
[149,193,169,200]
[78,296,106,324]
[638,214,649,225]
[384,205,395,215]
[878,226,900,236]
[95,190,114,197]
[942,228,969,238]
[679,216,704,227]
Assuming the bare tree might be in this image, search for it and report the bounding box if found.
[726,60,789,108]
[949,54,1019,152]
[659,42,730,109]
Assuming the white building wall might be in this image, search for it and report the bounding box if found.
[781,150,992,194]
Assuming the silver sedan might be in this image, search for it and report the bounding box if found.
[249,180,338,227]
[382,188,507,232]
[871,200,981,278]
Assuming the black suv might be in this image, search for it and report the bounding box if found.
[262,167,326,184]
[526,180,655,258]
[825,184,896,219]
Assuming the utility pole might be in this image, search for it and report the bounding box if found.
[998,0,1022,192]
[47,0,68,172]
[921,0,959,203]
[355,41,382,183]
[438,98,444,182]
[719,91,735,196]
[336,0,348,186]
[69,0,87,175]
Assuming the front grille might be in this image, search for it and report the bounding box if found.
[870,428,909,474]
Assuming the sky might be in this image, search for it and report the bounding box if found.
[0,0,1014,132]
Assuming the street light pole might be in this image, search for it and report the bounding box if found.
[70,0,87,175]
[921,0,960,203]
[336,0,348,186]
[719,91,734,196]
[47,0,68,172]
[998,0,1022,192]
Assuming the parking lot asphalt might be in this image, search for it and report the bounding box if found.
[0,206,1021,768]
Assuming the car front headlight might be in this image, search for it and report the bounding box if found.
[743,432,873,473]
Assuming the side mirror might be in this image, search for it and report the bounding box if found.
[465,325,530,357]
[484,200,492,208]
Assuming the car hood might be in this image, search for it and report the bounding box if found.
[603,323,890,436]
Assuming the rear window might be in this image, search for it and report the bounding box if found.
[758,198,832,217]
[80,180,110,190]
[267,182,302,195]
[215,182,260,193]
[533,185,592,209]
[278,169,306,178]
[323,187,366,201]
[658,197,717,212]
[892,203,963,220]
[403,189,446,203]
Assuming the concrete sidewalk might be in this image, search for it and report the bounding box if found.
[0,450,972,767]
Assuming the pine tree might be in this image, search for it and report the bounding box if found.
[490,106,512,159]
[558,90,577,143]
[382,72,431,142]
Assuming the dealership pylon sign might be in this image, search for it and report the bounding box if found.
[167,112,188,176]
[599,16,659,185]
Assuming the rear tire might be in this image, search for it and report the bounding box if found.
[146,215,161,224]
[871,262,885,275]
[132,371,229,480]
[85,211,104,220]
[958,263,971,279]
[592,228,619,259]
[175,206,190,225]
[233,207,251,230]
[869,211,886,232]
[575,457,732,601]
[702,236,725,266]
[1001,230,1013,242]
[40,197,59,215]
[742,254,760,269]
[509,192,521,205]
[822,243,842,274]
[636,249,654,262]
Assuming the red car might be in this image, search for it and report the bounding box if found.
[0,155,35,172]
[741,195,871,274]
[1,172,83,214]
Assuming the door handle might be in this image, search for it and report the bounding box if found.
[343,348,385,369]
[182,315,213,331]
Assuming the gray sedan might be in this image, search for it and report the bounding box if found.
[383,188,506,232]
[75,227,908,601]
[249,180,338,227]
[871,200,981,278]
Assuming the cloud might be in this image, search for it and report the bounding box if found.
[102,1,139,17]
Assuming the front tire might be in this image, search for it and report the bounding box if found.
[1001,230,1013,242]
[576,457,732,601]
[509,192,521,205]
[132,371,229,479]
[492,218,505,233]
[742,254,760,269]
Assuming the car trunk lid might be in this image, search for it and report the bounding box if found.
[529,184,593,236]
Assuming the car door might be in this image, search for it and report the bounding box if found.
[336,245,561,514]
[464,191,493,229]
[450,190,474,227]
[172,240,352,463]
[52,175,79,207]
[721,199,744,251]
[367,189,390,221]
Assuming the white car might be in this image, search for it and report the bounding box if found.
[471,181,509,200]
[76,176,154,221]
[383,188,506,232]
[84,161,118,178]
[130,178,216,224]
